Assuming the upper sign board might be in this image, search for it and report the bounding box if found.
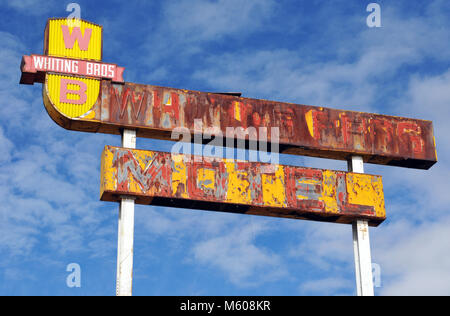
[20,19,437,170]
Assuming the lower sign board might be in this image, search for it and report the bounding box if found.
[100,146,386,226]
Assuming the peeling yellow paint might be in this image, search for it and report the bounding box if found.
[234,101,241,122]
[305,110,314,138]
[434,136,438,160]
[100,146,116,197]
[346,173,385,217]
[80,109,95,119]
[320,170,339,214]
[225,160,251,204]
[128,150,155,194]
[262,165,286,207]
[197,168,215,190]
[135,150,154,172]
[164,94,172,106]
[172,154,188,198]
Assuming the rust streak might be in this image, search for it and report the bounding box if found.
[46,80,437,170]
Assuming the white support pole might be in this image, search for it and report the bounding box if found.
[116,129,136,296]
[348,156,374,296]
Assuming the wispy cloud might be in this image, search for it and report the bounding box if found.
[0,0,55,16]
[0,30,117,264]
[1,0,449,295]
[299,277,353,296]
[375,217,450,295]
[163,0,276,42]
[192,219,287,287]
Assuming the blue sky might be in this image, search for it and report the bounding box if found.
[0,0,449,296]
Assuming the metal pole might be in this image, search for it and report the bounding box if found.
[116,129,136,296]
[348,156,374,296]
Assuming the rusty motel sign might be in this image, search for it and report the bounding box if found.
[20,18,436,296]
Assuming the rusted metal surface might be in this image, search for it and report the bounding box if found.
[21,19,437,170]
[45,80,437,170]
[100,146,386,226]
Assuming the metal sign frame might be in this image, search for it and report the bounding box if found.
[19,17,438,297]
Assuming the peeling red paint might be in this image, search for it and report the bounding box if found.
[46,80,437,169]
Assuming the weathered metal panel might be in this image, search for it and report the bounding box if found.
[43,80,437,170]
[21,19,437,170]
[100,146,386,226]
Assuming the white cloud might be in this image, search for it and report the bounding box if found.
[190,4,450,112]
[401,70,450,148]
[1,0,449,295]
[363,67,450,296]
[0,220,39,256]
[134,0,277,84]
[0,30,117,261]
[374,217,450,295]
[290,66,450,295]
[0,141,111,257]
[137,206,240,238]
[299,277,353,296]
[135,206,288,287]
[163,0,276,42]
[192,218,287,287]
[365,68,450,218]
[0,127,13,164]
[1,0,55,16]
[131,1,450,293]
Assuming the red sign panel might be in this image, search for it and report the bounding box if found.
[46,81,436,169]
[20,55,124,84]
